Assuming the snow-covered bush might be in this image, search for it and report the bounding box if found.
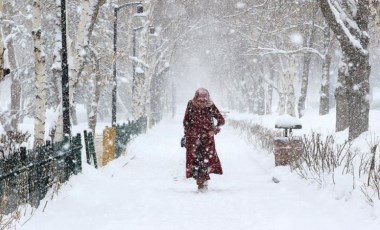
[0,131,30,158]
[230,119,380,206]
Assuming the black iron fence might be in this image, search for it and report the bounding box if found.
[0,134,82,215]
[83,130,98,168]
[115,116,147,158]
[0,116,149,215]
[82,116,147,166]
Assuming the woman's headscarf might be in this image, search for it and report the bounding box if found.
[192,88,214,108]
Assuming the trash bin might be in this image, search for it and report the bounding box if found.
[274,115,303,166]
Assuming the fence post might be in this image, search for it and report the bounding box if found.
[115,124,121,158]
[88,132,98,169]
[84,130,91,164]
[63,135,72,181]
[102,127,116,166]
[74,133,82,174]
[20,147,27,166]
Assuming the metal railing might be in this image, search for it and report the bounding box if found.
[115,116,147,158]
[83,116,147,167]
[0,134,82,214]
[0,115,152,215]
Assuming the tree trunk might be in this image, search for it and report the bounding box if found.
[69,0,89,126]
[88,74,101,133]
[86,0,106,42]
[3,2,21,130]
[297,53,311,118]
[257,79,265,115]
[335,60,350,132]
[319,0,371,140]
[371,0,380,42]
[286,74,296,117]
[10,79,21,130]
[266,64,274,114]
[88,49,101,133]
[319,26,332,116]
[286,59,296,117]
[32,0,47,146]
[132,71,145,119]
[319,54,331,116]
[278,73,286,115]
[346,52,370,140]
[52,0,63,143]
[7,41,21,130]
[297,5,317,118]
[0,0,4,82]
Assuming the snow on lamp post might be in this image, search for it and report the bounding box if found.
[112,2,143,127]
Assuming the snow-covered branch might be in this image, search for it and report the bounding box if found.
[129,56,150,69]
[221,0,268,19]
[246,46,325,59]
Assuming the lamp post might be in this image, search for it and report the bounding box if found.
[112,2,143,127]
[61,0,70,137]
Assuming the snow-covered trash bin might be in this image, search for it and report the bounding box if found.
[274,115,303,166]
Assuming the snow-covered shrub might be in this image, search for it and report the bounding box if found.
[230,119,380,205]
[0,209,21,230]
[0,131,31,158]
[229,119,280,151]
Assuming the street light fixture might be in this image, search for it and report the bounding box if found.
[137,3,144,14]
[112,2,143,127]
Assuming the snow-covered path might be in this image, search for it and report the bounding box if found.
[19,116,378,230]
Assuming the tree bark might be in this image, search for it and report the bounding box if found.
[319,26,332,116]
[32,0,47,146]
[266,63,274,115]
[286,58,296,117]
[88,49,101,133]
[257,79,265,115]
[69,0,89,126]
[335,60,349,131]
[371,0,380,42]
[278,73,286,115]
[52,0,63,142]
[319,54,331,115]
[297,8,317,118]
[3,2,21,131]
[297,53,311,118]
[319,0,371,140]
[0,0,4,82]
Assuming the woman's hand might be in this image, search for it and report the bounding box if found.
[214,126,221,134]
[209,126,221,137]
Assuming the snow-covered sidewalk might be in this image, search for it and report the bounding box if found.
[18,116,379,230]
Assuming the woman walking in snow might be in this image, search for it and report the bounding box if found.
[183,88,225,191]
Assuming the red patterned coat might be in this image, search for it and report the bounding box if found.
[183,101,225,179]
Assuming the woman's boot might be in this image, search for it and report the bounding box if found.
[197,178,208,192]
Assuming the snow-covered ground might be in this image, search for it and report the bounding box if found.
[15,114,380,230]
